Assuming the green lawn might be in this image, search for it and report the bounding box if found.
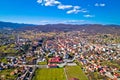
[33,68,66,80]
[0,58,8,64]
[65,66,88,80]
[37,61,47,65]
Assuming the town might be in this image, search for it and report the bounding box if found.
[0,29,120,80]
[0,0,120,80]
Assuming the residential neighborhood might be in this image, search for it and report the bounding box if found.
[0,0,120,80]
[0,29,120,80]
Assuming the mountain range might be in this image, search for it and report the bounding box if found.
[0,21,120,35]
[0,21,35,29]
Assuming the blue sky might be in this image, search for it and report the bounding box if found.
[0,0,120,25]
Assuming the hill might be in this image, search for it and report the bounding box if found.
[18,24,120,35]
[0,21,120,35]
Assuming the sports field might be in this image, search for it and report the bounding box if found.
[33,68,66,80]
[65,66,88,80]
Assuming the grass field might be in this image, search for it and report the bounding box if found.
[37,61,47,65]
[33,68,66,80]
[65,66,88,80]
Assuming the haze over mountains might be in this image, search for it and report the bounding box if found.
[0,21,120,35]
[0,21,35,29]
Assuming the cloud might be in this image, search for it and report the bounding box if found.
[63,20,85,23]
[37,0,42,3]
[58,4,73,10]
[59,20,91,24]
[66,6,87,14]
[44,0,60,6]
[37,0,61,6]
[100,4,106,7]
[39,20,49,23]
[67,9,80,14]
[67,6,80,14]
[35,20,91,24]
[37,0,87,14]
[84,14,95,18]
[79,9,88,13]
[95,3,106,7]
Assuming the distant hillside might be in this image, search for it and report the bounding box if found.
[18,24,120,35]
[0,21,120,35]
[0,21,35,29]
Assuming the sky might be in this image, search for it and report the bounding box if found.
[0,0,120,25]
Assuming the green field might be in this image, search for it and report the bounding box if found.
[37,61,47,65]
[33,68,66,80]
[65,66,88,80]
